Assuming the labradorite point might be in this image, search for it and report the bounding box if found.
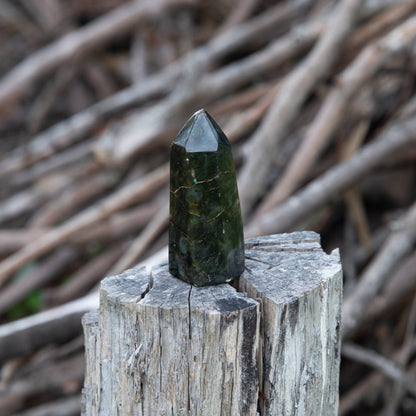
[169,109,244,287]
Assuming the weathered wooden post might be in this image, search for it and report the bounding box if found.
[240,232,342,415]
[82,110,342,415]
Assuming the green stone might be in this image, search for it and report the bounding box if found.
[169,109,244,286]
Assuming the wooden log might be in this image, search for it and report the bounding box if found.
[82,232,342,415]
[82,266,259,415]
[239,232,342,415]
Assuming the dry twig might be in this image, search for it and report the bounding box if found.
[348,252,416,339]
[0,203,157,254]
[109,202,168,274]
[94,19,323,164]
[246,114,416,237]
[383,296,416,415]
[0,0,194,108]
[0,164,169,286]
[0,0,308,179]
[45,245,125,306]
[339,338,416,415]
[0,294,97,362]
[256,15,416,213]
[238,0,362,216]
[0,248,78,316]
[342,343,403,381]
[10,395,82,416]
[342,201,416,339]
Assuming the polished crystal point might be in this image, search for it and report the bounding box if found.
[169,109,244,286]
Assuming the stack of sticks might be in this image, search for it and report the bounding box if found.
[0,0,416,414]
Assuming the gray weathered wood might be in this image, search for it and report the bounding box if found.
[82,265,259,415]
[82,311,99,416]
[82,232,342,416]
[239,232,342,415]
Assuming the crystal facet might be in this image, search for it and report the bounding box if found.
[169,109,244,286]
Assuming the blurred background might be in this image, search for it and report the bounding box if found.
[0,0,416,414]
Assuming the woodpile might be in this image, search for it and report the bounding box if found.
[0,0,416,414]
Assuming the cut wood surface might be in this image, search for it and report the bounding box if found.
[83,232,342,416]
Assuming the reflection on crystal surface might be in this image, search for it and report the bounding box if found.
[169,109,244,287]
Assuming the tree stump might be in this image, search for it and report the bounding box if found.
[82,232,342,416]
[240,232,342,415]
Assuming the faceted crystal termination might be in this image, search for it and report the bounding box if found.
[169,109,244,286]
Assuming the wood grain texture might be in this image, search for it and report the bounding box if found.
[82,311,99,416]
[82,265,259,415]
[83,232,342,415]
[239,232,342,415]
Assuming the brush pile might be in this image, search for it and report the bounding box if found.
[0,0,416,414]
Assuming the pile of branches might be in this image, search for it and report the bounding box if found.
[1,0,416,414]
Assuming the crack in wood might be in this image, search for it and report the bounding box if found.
[244,238,317,250]
[245,255,275,269]
[247,247,318,254]
[83,233,341,415]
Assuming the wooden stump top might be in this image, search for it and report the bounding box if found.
[83,231,342,416]
[243,231,341,303]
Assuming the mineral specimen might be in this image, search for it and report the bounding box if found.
[169,109,244,286]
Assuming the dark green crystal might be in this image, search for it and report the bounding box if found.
[169,109,244,286]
